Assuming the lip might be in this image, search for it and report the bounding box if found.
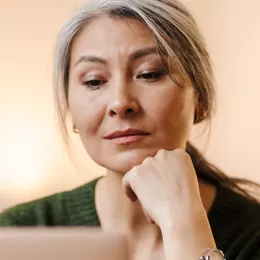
[103,128,150,144]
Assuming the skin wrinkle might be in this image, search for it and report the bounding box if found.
[47,3,225,257]
[68,16,195,174]
[64,16,219,260]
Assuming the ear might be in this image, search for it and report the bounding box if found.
[194,99,207,124]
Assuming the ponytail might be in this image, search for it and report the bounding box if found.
[186,142,259,201]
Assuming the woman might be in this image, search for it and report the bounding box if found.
[0,0,259,259]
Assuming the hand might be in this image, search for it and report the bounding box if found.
[122,148,216,259]
[122,148,203,228]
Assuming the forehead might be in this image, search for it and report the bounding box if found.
[70,15,156,62]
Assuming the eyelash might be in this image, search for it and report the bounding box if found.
[137,71,165,81]
[82,71,165,90]
[82,79,107,90]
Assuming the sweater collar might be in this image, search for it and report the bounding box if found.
[65,177,254,251]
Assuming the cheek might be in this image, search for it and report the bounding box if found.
[145,87,195,134]
[68,88,105,135]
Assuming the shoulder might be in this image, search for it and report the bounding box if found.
[226,209,260,260]
[211,184,260,259]
[0,192,64,226]
[231,199,260,259]
[0,178,100,227]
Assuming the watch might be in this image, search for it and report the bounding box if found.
[200,249,225,260]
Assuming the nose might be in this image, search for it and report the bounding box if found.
[107,86,140,118]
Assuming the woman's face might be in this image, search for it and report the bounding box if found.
[68,16,196,174]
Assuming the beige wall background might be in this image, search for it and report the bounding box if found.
[0,0,259,212]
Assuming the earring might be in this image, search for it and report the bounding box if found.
[73,124,79,134]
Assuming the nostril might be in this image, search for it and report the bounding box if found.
[125,108,134,114]
[110,110,117,116]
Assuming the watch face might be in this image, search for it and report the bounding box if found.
[209,250,224,260]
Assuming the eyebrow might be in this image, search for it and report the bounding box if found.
[74,47,158,68]
[129,47,158,61]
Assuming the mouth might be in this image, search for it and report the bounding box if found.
[103,128,150,145]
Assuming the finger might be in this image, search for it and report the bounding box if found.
[125,185,138,202]
[122,173,138,202]
[142,208,155,224]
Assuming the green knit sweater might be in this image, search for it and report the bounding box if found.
[0,178,260,260]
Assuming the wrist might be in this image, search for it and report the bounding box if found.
[161,221,216,260]
[159,207,208,234]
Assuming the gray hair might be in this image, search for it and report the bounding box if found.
[53,0,215,146]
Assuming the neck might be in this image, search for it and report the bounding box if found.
[96,171,150,231]
[95,170,216,234]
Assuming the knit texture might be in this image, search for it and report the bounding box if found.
[0,178,260,259]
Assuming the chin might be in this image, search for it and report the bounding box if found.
[101,149,159,174]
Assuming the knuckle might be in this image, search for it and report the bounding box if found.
[122,169,138,189]
[156,149,166,157]
[123,167,137,181]
[129,166,139,178]
[142,156,153,165]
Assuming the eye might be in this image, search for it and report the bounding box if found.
[82,79,107,90]
[137,71,165,81]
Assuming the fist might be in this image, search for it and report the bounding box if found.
[122,148,204,229]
